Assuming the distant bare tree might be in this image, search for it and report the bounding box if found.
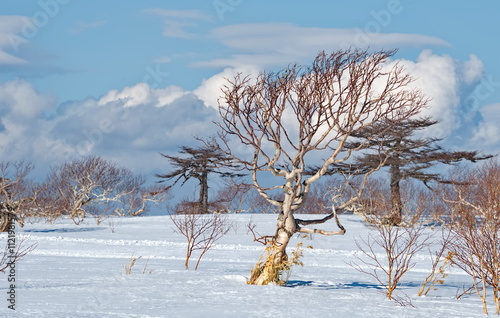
[41,156,165,224]
[324,117,491,225]
[353,176,440,226]
[209,178,253,214]
[0,161,37,232]
[157,145,244,214]
[215,48,427,285]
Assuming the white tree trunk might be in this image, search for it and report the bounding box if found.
[251,191,298,285]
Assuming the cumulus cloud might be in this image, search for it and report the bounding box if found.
[0,80,219,178]
[0,48,492,180]
[193,66,260,109]
[0,80,55,174]
[386,50,485,139]
[196,49,486,141]
[472,103,500,148]
[51,84,218,174]
[461,54,484,85]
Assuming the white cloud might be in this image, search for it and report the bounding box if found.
[194,23,449,68]
[0,80,55,170]
[153,56,171,64]
[472,103,500,147]
[0,80,218,177]
[0,15,30,65]
[98,83,153,107]
[70,20,107,34]
[144,9,210,38]
[99,83,188,108]
[385,50,485,139]
[193,66,260,109]
[0,79,54,118]
[0,49,492,179]
[51,90,218,174]
[460,54,484,85]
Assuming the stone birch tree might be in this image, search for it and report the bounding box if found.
[215,49,428,285]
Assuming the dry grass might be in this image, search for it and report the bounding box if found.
[248,237,312,286]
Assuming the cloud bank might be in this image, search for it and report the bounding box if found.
[0,48,493,180]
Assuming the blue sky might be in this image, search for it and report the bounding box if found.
[0,0,499,180]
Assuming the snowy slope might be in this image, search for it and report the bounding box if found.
[0,214,490,317]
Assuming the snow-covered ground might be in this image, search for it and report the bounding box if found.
[0,214,492,317]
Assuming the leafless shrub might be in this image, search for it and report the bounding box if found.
[443,161,500,315]
[350,175,439,302]
[350,222,431,301]
[170,209,231,270]
[418,229,454,296]
[0,234,37,273]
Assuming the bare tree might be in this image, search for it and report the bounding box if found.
[214,48,427,285]
[354,176,440,226]
[0,161,38,232]
[157,145,244,214]
[325,117,491,225]
[209,178,253,214]
[169,205,231,270]
[443,160,500,315]
[41,156,164,224]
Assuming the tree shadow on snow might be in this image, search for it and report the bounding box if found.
[286,280,385,290]
[286,280,422,290]
[24,227,103,233]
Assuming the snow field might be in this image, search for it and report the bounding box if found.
[0,214,491,317]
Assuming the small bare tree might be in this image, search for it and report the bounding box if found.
[215,48,427,284]
[443,161,500,315]
[351,223,430,301]
[170,203,231,270]
[0,235,37,273]
[350,179,433,301]
[41,156,165,224]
